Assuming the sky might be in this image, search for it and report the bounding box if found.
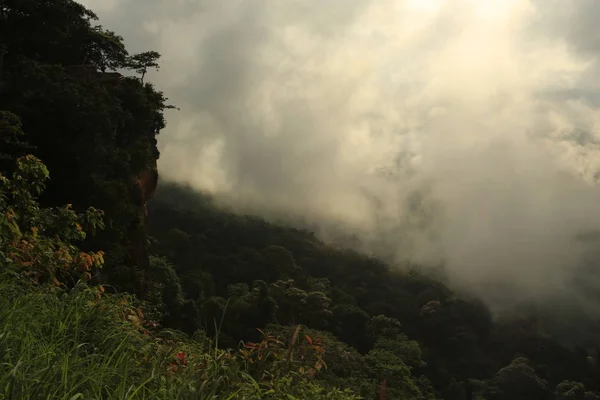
[78,0,600,309]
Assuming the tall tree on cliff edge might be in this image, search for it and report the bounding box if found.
[0,0,173,296]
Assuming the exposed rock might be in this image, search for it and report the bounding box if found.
[127,166,159,298]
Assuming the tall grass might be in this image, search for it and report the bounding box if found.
[0,274,359,399]
[0,274,231,399]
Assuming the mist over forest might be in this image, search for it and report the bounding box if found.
[78,0,600,317]
[4,0,600,398]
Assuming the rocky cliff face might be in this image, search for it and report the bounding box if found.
[136,168,158,217]
[127,166,159,297]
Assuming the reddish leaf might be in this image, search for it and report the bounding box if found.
[305,335,313,345]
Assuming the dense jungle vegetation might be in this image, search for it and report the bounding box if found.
[1,1,600,399]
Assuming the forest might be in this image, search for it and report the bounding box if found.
[1,0,600,399]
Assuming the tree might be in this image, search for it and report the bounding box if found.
[0,111,34,172]
[262,246,300,280]
[364,348,422,400]
[85,26,128,72]
[147,255,184,326]
[584,392,600,400]
[0,0,123,69]
[331,304,370,351]
[446,378,467,400]
[367,315,403,339]
[489,357,553,400]
[301,290,333,329]
[270,280,307,325]
[126,51,161,84]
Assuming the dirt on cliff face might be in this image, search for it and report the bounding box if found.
[137,168,158,201]
[127,167,159,297]
[135,168,158,215]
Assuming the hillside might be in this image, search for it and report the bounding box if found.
[147,182,600,399]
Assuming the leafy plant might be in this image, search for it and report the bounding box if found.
[0,155,105,286]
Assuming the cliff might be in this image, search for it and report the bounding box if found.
[0,1,169,295]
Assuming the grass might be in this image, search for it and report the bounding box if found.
[0,273,359,400]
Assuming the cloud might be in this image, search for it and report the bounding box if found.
[79,0,600,308]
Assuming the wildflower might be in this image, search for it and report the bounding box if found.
[175,351,189,366]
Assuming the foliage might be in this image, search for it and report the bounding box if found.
[0,111,34,168]
[0,273,361,399]
[555,381,600,400]
[146,255,185,327]
[0,155,104,286]
[485,357,553,400]
[557,381,586,400]
[126,50,161,83]
[0,156,357,399]
[148,182,600,399]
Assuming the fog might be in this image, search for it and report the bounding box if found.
[79,0,600,309]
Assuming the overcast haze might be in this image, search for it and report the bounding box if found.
[79,0,600,308]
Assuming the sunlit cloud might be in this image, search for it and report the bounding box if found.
[78,0,600,308]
